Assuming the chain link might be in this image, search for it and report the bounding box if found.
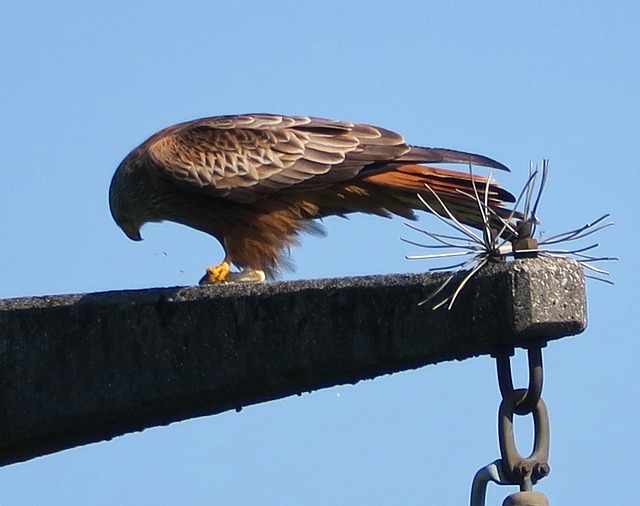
[498,388,550,486]
[495,346,544,415]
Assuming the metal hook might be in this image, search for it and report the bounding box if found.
[470,460,515,506]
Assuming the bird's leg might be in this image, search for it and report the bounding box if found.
[199,260,265,285]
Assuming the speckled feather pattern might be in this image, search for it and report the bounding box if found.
[110,114,514,277]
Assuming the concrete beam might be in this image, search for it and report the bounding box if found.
[0,257,586,466]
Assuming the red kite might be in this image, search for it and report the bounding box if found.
[109,114,514,283]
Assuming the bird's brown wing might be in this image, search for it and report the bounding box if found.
[146,114,411,203]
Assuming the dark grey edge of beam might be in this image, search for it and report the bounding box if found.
[0,257,587,466]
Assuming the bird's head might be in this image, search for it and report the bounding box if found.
[109,153,149,242]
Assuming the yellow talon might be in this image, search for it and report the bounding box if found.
[199,262,266,285]
[199,261,231,285]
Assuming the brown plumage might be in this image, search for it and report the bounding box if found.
[109,113,515,282]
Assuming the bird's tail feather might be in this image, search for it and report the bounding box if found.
[361,164,517,234]
[398,146,510,172]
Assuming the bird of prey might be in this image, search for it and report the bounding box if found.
[109,114,514,284]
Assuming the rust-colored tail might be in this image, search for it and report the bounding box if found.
[361,163,516,234]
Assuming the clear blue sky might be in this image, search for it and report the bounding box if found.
[1,1,637,504]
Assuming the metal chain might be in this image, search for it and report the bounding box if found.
[470,346,551,506]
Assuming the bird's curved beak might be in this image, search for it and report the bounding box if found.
[127,230,143,241]
[121,222,143,241]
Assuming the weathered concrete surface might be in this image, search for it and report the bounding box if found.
[0,257,586,466]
